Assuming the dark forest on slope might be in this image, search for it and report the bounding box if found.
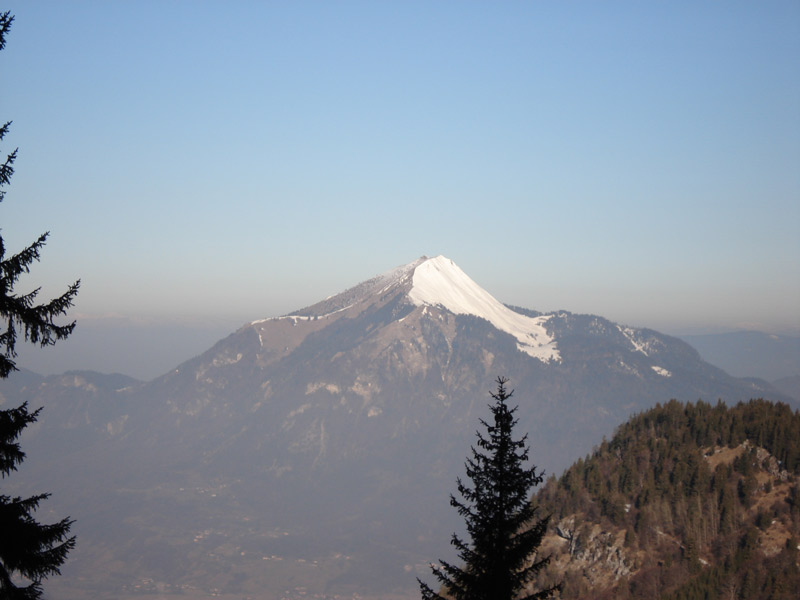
[528,399,800,600]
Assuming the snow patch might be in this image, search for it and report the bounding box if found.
[252,304,354,326]
[618,325,651,356]
[408,256,559,363]
[651,366,672,377]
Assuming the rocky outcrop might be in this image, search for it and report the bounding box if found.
[541,517,636,591]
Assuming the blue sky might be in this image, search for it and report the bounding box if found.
[2,2,799,377]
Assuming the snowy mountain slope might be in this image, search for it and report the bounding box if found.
[246,255,561,365]
[275,256,424,319]
[408,256,559,362]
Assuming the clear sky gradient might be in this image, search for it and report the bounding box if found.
[2,2,799,378]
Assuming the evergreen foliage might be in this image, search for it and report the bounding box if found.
[533,399,800,599]
[0,12,79,379]
[0,12,79,599]
[0,404,76,599]
[418,377,561,600]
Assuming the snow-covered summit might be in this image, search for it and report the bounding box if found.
[409,256,560,363]
[255,254,559,363]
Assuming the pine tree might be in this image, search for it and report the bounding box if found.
[418,377,561,600]
[0,404,76,599]
[0,14,79,380]
[1,11,79,599]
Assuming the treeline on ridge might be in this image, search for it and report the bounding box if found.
[531,399,800,600]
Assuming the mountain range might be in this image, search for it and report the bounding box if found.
[1,255,793,600]
[678,331,800,402]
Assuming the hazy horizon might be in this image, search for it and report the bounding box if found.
[12,261,800,382]
[2,2,798,378]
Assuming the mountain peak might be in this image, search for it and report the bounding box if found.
[408,256,560,363]
[255,255,559,363]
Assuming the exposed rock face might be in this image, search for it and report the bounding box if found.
[542,517,636,591]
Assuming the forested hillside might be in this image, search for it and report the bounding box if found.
[529,399,800,599]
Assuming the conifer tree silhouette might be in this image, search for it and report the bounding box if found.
[418,377,561,600]
[0,12,79,599]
